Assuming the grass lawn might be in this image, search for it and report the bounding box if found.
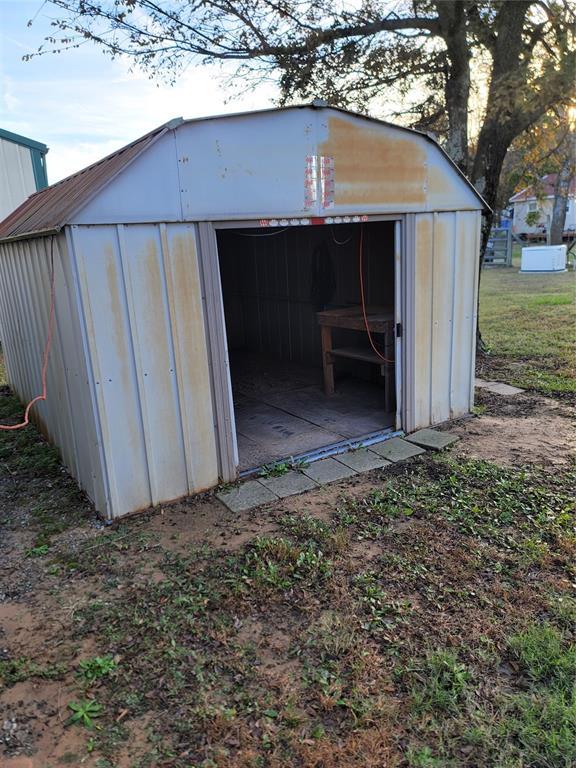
[478,249,575,397]
[0,383,575,767]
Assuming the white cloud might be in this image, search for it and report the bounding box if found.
[1,1,278,182]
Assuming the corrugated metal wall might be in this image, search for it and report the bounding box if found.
[70,222,219,518]
[0,234,106,509]
[218,222,395,365]
[409,211,481,431]
[0,139,37,221]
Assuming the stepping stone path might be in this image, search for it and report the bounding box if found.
[216,429,459,512]
[475,378,524,396]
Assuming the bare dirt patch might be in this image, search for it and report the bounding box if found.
[447,389,575,468]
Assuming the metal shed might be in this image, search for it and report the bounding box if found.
[0,104,486,519]
[0,128,49,221]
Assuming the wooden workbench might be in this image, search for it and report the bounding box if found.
[316,306,395,409]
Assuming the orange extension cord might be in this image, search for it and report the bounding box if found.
[0,240,56,431]
[358,224,395,364]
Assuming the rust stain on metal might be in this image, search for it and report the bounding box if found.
[414,215,433,427]
[140,238,182,457]
[104,246,141,461]
[320,116,426,206]
[169,231,218,489]
[143,239,170,370]
[105,247,128,365]
[428,165,454,200]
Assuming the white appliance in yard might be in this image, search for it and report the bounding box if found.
[520,245,567,272]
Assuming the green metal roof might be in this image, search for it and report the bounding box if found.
[0,128,48,153]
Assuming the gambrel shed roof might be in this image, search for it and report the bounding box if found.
[0,105,485,242]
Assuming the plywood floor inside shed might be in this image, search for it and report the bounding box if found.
[230,354,394,471]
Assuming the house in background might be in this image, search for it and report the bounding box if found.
[0,129,49,221]
[509,174,576,238]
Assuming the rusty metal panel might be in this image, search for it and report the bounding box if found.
[0,234,105,508]
[319,113,427,210]
[72,224,152,515]
[450,211,480,418]
[317,112,481,216]
[411,210,480,429]
[0,106,484,241]
[162,223,219,491]
[430,212,456,424]
[413,214,434,428]
[117,224,189,504]
[72,222,219,518]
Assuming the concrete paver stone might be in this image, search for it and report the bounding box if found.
[216,480,278,512]
[370,436,426,462]
[405,428,460,451]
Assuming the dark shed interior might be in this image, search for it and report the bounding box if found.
[216,221,397,471]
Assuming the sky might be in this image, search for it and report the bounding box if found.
[0,0,278,182]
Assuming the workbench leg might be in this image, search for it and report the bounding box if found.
[321,326,335,395]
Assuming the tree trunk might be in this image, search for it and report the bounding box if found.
[471,118,515,351]
[436,1,471,174]
[549,158,572,245]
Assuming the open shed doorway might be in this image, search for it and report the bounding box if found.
[216,221,398,473]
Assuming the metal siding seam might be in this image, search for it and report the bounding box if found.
[43,237,74,461]
[197,221,237,481]
[15,243,36,400]
[0,245,20,388]
[172,131,185,221]
[28,240,59,444]
[468,212,482,410]
[429,213,436,424]
[4,245,27,393]
[5,247,26,396]
[116,224,155,506]
[27,240,60,445]
[11,243,36,401]
[450,212,460,417]
[154,224,189,494]
[404,213,416,433]
[54,233,95,498]
[68,226,113,518]
[394,219,403,429]
[448,213,456,420]
[159,223,192,493]
[0,246,17,386]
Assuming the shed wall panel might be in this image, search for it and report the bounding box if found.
[72,134,182,225]
[430,213,456,424]
[413,214,433,428]
[450,212,480,418]
[161,224,219,492]
[0,139,36,220]
[62,109,483,227]
[72,222,218,519]
[0,234,105,508]
[412,210,480,429]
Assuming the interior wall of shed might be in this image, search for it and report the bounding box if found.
[216,221,397,471]
[217,221,395,367]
